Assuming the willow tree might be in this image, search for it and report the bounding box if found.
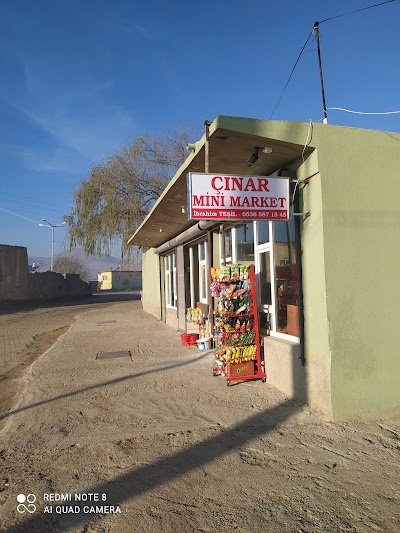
[65,130,192,257]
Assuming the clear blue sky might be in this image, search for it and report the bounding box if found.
[1,0,399,257]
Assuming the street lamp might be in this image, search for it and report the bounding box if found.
[39,219,66,271]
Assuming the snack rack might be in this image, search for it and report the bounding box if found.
[211,264,266,385]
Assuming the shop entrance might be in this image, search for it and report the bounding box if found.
[255,248,273,334]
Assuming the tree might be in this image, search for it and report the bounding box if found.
[53,256,91,281]
[64,130,193,257]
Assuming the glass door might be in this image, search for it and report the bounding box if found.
[255,248,274,334]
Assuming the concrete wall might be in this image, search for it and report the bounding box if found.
[316,126,400,420]
[264,336,306,403]
[0,245,30,301]
[28,272,91,301]
[142,249,162,320]
[98,271,112,290]
[218,119,400,419]
[165,308,179,330]
[296,148,333,418]
[0,244,90,303]
[98,271,142,291]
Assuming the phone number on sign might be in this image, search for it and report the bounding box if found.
[241,211,288,218]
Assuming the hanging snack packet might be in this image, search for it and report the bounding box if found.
[231,264,240,280]
[243,265,250,279]
[225,284,236,298]
[221,266,231,281]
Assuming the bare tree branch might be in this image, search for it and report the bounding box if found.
[64,130,194,257]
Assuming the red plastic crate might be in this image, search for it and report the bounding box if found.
[226,360,255,378]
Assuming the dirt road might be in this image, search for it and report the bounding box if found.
[0,298,399,532]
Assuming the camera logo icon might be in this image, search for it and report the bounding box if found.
[17,493,37,513]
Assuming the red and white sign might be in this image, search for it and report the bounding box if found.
[187,173,289,221]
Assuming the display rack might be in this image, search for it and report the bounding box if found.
[211,264,266,385]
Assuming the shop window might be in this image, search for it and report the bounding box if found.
[257,249,272,333]
[257,221,270,245]
[198,241,209,304]
[220,228,232,264]
[165,252,177,309]
[218,218,300,341]
[273,218,299,338]
[188,245,199,308]
[236,223,255,262]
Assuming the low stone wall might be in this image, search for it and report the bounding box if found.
[28,272,90,302]
[0,244,90,304]
[0,245,30,302]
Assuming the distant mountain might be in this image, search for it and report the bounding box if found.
[28,248,141,279]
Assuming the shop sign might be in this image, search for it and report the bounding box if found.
[187,173,289,221]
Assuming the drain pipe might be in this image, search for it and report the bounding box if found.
[294,186,306,365]
[153,221,216,255]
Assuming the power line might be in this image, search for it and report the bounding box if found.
[269,30,313,120]
[0,206,42,225]
[383,131,400,143]
[268,0,399,120]
[319,0,399,24]
[0,198,68,216]
[0,190,72,211]
[327,107,400,115]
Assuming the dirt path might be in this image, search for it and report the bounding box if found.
[0,300,399,532]
[0,293,138,428]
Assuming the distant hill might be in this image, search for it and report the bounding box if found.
[29,248,141,279]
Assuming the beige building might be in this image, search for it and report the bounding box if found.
[128,116,399,422]
[98,270,142,291]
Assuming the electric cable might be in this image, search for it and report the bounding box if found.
[291,120,313,210]
[383,132,400,143]
[0,206,42,225]
[327,107,400,115]
[319,0,399,24]
[268,30,313,120]
[268,0,398,120]
[0,202,67,219]
[0,190,72,210]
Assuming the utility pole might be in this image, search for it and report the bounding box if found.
[39,219,66,271]
[313,21,328,124]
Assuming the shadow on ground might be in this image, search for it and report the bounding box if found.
[5,398,298,532]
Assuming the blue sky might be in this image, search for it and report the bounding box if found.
[1,0,399,257]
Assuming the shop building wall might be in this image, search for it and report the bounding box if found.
[264,337,305,402]
[213,118,334,416]
[297,149,333,417]
[165,308,178,330]
[216,118,399,419]
[141,249,162,320]
[317,127,400,420]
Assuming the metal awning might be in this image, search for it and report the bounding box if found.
[128,116,314,249]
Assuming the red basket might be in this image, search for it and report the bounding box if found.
[180,334,191,346]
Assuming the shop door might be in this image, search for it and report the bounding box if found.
[255,248,274,334]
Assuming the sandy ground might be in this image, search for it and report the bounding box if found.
[0,298,399,532]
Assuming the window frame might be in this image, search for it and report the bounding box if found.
[198,241,209,304]
[218,220,300,342]
[165,252,177,309]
